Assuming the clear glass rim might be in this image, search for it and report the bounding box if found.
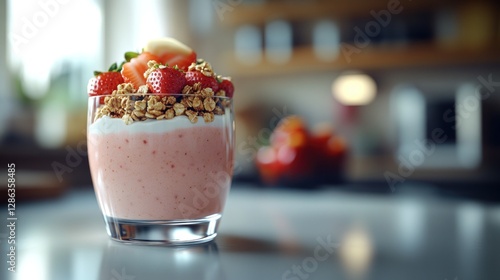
[88,93,232,100]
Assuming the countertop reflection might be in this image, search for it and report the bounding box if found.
[2,184,500,280]
[101,241,224,280]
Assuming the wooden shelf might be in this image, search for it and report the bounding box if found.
[221,0,459,26]
[221,0,499,77]
[224,44,500,77]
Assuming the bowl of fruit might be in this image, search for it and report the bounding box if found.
[255,115,347,188]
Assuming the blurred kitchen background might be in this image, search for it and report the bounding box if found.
[1,0,499,201]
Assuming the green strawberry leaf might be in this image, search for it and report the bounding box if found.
[125,52,139,62]
[108,62,118,72]
[94,61,123,77]
[117,61,125,71]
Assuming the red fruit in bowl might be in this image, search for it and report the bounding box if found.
[257,115,347,186]
[185,71,219,92]
[270,115,309,147]
[146,67,187,94]
[218,79,234,98]
[309,124,347,180]
[310,125,332,147]
[279,143,314,178]
[309,124,334,158]
[121,51,161,89]
[273,115,308,135]
[256,146,284,185]
[326,137,347,159]
[256,144,313,185]
[257,115,315,184]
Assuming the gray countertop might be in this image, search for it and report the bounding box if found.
[2,184,500,280]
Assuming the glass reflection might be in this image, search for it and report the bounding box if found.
[339,225,373,279]
[99,241,225,280]
[457,203,485,280]
[396,198,426,255]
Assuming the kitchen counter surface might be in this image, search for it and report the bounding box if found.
[2,184,499,280]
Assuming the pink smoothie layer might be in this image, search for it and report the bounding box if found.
[88,116,233,220]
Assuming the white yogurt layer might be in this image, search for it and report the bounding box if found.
[89,115,226,135]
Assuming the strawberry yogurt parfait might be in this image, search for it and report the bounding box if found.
[87,38,234,245]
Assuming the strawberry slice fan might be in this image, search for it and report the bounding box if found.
[121,52,161,90]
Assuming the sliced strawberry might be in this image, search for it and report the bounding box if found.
[144,38,197,71]
[121,52,160,89]
[185,71,219,92]
[159,51,196,71]
[218,79,234,98]
[146,67,187,94]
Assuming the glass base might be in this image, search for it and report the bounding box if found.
[104,214,221,245]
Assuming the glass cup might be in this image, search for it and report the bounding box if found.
[87,93,234,245]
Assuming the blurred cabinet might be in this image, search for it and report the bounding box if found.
[218,0,500,77]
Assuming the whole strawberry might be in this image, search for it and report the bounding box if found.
[88,63,124,96]
[185,71,219,92]
[218,78,234,98]
[146,66,187,94]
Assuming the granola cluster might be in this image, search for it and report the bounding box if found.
[94,82,229,125]
[188,59,216,78]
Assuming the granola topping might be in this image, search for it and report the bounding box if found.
[188,59,215,77]
[94,82,229,124]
